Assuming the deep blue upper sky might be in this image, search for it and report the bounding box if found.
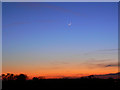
[2,2,118,75]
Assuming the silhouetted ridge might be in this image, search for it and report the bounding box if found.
[2,72,120,89]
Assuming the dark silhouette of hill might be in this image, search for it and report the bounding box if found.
[82,72,120,79]
[1,73,120,90]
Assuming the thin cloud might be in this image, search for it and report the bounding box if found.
[81,59,118,69]
[45,4,82,16]
[85,63,119,69]
[85,59,116,63]
[94,63,119,68]
[16,3,84,16]
[50,61,70,65]
[105,64,119,67]
[83,48,118,56]
[3,19,56,29]
[97,49,119,52]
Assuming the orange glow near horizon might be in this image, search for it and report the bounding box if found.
[2,2,118,80]
[3,58,118,79]
[2,66,118,79]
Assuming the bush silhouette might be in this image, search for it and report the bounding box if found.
[2,73,15,81]
[33,77,39,81]
[2,73,120,89]
[16,74,28,81]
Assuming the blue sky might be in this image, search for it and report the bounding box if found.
[2,2,118,76]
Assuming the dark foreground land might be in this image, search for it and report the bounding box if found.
[2,78,120,90]
[1,73,120,89]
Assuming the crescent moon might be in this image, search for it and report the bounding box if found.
[68,21,72,26]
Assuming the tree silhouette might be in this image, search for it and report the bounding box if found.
[38,76,45,79]
[2,73,15,81]
[88,75,94,79]
[2,74,7,81]
[2,73,119,89]
[33,77,39,81]
[16,74,28,81]
[9,74,15,80]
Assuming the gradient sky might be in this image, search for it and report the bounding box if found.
[2,2,118,78]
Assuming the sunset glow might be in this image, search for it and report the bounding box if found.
[2,2,118,79]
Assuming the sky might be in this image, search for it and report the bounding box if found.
[1,0,120,2]
[2,2,118,78]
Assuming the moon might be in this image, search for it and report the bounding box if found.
[68,21,72,26]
